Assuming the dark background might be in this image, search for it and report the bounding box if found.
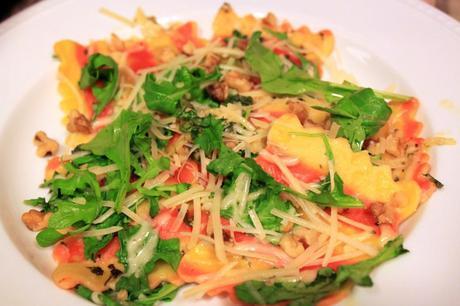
[1,0,459,23]
[1,0,40,22]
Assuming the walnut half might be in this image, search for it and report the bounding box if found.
[21,209,51,231]
[66,109,92,134]
[33,131,59,157]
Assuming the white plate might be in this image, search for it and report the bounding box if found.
[1,0,459,305]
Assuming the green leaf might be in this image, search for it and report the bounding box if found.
[335,236,408,286]
[235,236,408,305]
[75,285,93,301]
[245,32,410,101]
[135,283,179,304]
[152,238,182,271]
[306,174,363,208]
[79,53,119,118]
[315,88,392,151]
[148,197,160,217]
[80,110,152,212]
[193,115,224,155]
[24,197,54,212]
[264,27,288,40]
[249,191,292,231]
[24,197,46,207]
[50,168,101,200]
[83,234,113,260]
[139,183,190,198]
[143,67,221,115]
[47,198,101,229]
[235,268,337,305]
[246,31,283,82]
[225,94,253,106]
[116,273,150,300]
[99,293,122,306]
[207,145,244,176]
[134,156,170,188]
[177,110,225,156]
[145,238,182,274]
[36,228,65,247]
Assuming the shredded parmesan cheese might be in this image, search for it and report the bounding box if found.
[271,209,378,256]
[171,203,189,232]
[83,226,123,237]
[248,209,266,240]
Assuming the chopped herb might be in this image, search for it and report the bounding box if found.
[425,173,444,189]
[225,94,254,105]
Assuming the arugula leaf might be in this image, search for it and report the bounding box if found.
[24,197,55,212]
[36,228,65,247]
[133,156,170,188]
[47,198,101,229]
[145,238,182,272]
[245,32,410,101]
[148,197,160,217]
[143,67,221,115]
[208,145,288,195]
[207,144,244,176]
[50,167,101,200]
[80,110,152,212]
[116,273,150,300]
[193,115,224,155]
[235,236,408,305]
[79,53,119,118]
[139,183,189,198]
[99,294,122,306]
[83,234,113,260]
[314,88,392,151]
[248,191,292,231]
[246,31,283,83]
[335,236,409,286]
[264,27,288,40]
[236,268,337,305]
[24,197,46,207]
[135,283,179,305]
[177,110,225,155]
[307,174,363,208]
[75,285,93,301]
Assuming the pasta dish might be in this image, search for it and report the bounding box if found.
[21,4,453,306]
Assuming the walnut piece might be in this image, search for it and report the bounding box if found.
[202,53,221,72]
[224,71,253,92]
[21,209,51,231]
[66,110,92,134]
[287,101,308,124]
[33,131,59,157]
[370,202,395,225]
[279,234,305,258]
[206,82,229,102]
